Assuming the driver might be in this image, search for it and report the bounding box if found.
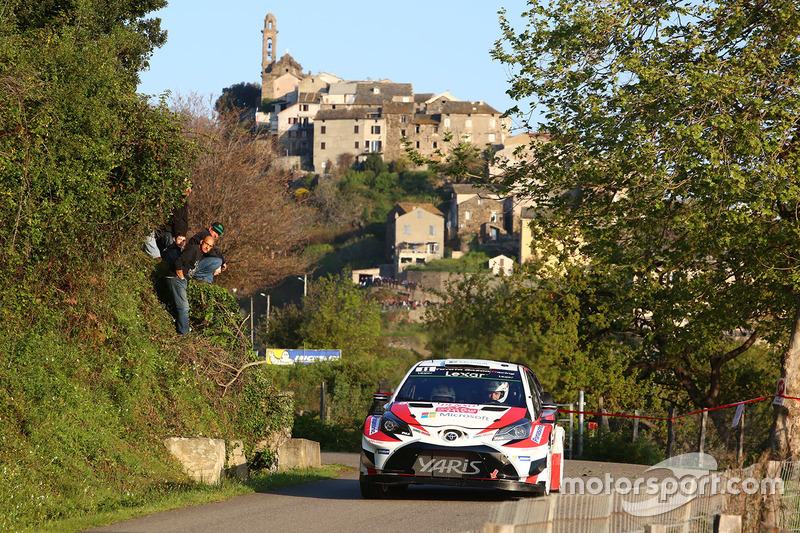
[486,381,509,403]
[431,384,456,403]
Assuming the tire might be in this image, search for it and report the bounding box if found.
[359,476,392,499]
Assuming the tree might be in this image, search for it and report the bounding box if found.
[215,82,261,124]
[493,0,800,457]
[171,94,314,295]
[0,0,193,273]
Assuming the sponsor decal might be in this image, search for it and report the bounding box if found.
[490,469,499,479]
[531,425,545,444]
[369,416,381,436]
[377,449,390,455]
[420,412,436,419]
[445,370,489,378]
[517,456,531,461]
[416,457,481,476]
[436,405,478,414]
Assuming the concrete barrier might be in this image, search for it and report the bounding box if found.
[164,437,226,485]
[226,440,249,481]
[277,438,321,471]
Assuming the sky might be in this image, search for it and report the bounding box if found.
[136,1,540,131]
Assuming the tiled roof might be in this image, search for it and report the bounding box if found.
[395,202,444,217]
[315,107,382,120]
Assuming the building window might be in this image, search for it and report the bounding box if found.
[434,126,439,133]
[444,117,451,128]
[415,125,420,134]
[320,125,326,134]
[465,119,473,128]
[490,118,496,128]
[417,210,423,218]
[370,140,382,152]
[301,130,307,138]
[491,211,498,223]
[465,211,471,220]
[320,142,326,149]
[371,125,381,134]
[401,115,407,123]
[404,225,410,235]
[478,199,483,205]
[301,104,309,112]
[401,129,406,137]
[429,225,436,236]
[433,142,438,149]
[428,243,439,254]
[354,141,359,149]
[354,125,359,134]
[488,133,496,142]
[416,141,420,149]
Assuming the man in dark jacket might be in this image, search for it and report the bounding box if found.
[166,235,215,335]
[186,221,227,283]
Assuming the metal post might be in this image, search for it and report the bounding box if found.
[250,296,254,345]
[737,408,745,467]
[698,410,707,466]
[320,381,326,423]
[578,390,585,457]
[633,410,639,442]
[599,395,609,430]
[266,294,270,332]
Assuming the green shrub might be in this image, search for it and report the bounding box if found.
[581,428,664,465]
[291,412,362,452]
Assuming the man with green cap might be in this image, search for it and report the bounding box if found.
[185,222,228,283]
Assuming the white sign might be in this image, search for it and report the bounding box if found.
[774,378,786,406]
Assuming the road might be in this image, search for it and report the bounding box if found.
[87,454,651,533]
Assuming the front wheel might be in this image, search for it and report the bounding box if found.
[359,476,392,499]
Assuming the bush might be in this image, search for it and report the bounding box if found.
[582,428,664,465]
[291,412,362,452]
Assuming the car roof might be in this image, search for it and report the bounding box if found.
[413,359,524,372]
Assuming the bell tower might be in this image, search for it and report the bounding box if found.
[262,13,277,75]
[261,13,278,102]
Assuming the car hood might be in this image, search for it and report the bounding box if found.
[390,401,528,430]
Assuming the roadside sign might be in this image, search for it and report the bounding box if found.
[262,348,341,365]
[731,404,744,427]
[774,378,786,406]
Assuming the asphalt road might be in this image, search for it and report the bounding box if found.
[86,454,652,533]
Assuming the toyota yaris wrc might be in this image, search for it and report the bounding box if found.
[360,359,565,498]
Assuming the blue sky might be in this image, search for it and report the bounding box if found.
[136,1,539,131]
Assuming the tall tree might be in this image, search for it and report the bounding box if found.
[493,0,800,457]
[171,95,314,294]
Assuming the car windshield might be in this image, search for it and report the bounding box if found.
[395,365,527,408]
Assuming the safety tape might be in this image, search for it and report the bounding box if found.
[557,394,800,422]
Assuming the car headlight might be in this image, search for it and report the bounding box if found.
[493,419,532,441]
[381,411,412,437]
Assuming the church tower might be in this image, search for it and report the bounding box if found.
[261,13,278,101]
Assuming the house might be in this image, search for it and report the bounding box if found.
[443,183,509,248]
[489,255,515,276]
[386,203,445,274]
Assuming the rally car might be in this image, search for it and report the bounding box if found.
[360,359,565,498]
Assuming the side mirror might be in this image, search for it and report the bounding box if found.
[368,392,391,415]
[541,391,556,409]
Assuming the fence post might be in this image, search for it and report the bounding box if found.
[698,410,707,465]
[578,390,585,457]
[666,405,676,458]
[633,410,639,442]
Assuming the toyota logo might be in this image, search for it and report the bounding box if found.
[444,431,459,442]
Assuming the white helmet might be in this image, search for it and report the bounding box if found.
[431,385,456,402]
[487,381,509,402]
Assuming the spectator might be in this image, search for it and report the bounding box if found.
[143,182,192,260]
[166,236,215,335]
[186,222,227,283]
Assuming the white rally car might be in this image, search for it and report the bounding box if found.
[360,359,564,498]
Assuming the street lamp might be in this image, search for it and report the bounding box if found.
[297,274,307,297]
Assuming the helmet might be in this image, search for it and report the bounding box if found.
[487,381,509,402]
[431,385,456,402]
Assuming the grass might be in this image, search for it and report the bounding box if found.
[30,464,354,532]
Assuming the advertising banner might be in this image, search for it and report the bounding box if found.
[262,349,341,365]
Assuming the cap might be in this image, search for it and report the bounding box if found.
[211,222,224,235]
